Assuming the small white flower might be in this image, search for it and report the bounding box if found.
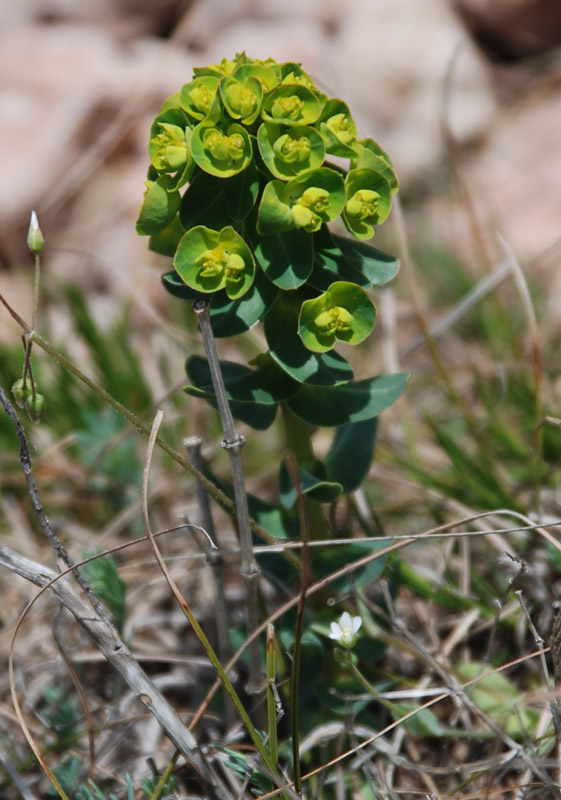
[329,611,362,649]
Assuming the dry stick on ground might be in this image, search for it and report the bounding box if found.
[0,386,233,800]
[0,546,233,800]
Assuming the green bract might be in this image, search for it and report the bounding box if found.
[299,281,377,352]
[232,61,280,90]
[257,123,325,180]
[190,120,252,177]
[173,225,255,299]
[343,168,392,239]
[318,99,359,157]
[180,76,220,120]
[220,75,263,125]
[353,137,399,192]
[262,84,321,126]
[257,168,345,235]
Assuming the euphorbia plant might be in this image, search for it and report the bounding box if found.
[137,52,408,532]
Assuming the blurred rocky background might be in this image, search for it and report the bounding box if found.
[1,0,560,336]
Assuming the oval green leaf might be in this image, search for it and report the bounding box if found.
[179,171,231,231]
[209,268,278,337]
[136,174,180,236]
[287,373,409,426]
[308,227,371,291]
[324,418,378,493]
[254,228,314,289]
[333,234,400,287]
[279,462,343,508]
[256,179,294,235]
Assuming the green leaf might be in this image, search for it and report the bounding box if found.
[353,137,399,192]
[218,158,260,222]
[209,267,278,337]
[261,83,321,126]
[148,215,184,257]
[279,462,343,508]
[287,373,409,426]
[254,229,314,289]
[184,357,279,430]
[264,291,354,386]
[256,179,294,235]
[298,281,377,352]
[173,225,255,299]
[257,122,325,180]
[343,168,392,240]
[318,98,359,157]
[185,353,298,405]
[191,120,253,177]
[136,174,180,235]
[161,270,203,301]
[332,234,400,287]
[179,171,231,231]
[308,228,372,291]
[161,268,278,334]
[325,418,378,493]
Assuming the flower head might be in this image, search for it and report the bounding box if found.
[329,611,362,649]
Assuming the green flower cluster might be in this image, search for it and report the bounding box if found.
[137,52,398,355]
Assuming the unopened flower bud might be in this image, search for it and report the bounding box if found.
[27,211,45,253]
[12,378,33,409]
[25,393,46,423]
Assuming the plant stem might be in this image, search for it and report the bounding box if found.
[266,623,279,766]
[193,299,264,696]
